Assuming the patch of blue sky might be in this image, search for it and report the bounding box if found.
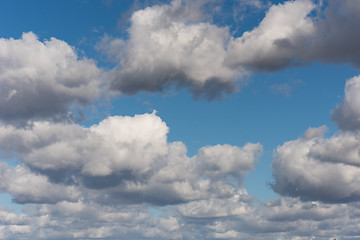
[0,193,22,215]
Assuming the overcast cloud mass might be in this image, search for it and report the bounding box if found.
[1,0,360,239]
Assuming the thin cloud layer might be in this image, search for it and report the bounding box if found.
[0,32,102,124]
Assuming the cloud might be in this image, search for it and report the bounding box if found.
[303,125,328,139]
[194,143,262,181]
[0,162,80,204]
[108,0,242,100]
[270,74,360,203]
[99,0,360,99]
[2,175,360,239]
[272,128,360,202]
[306,0,360,67]
[225,0,316,71]
[0,112,262,206]
[332,75,360,131]
[225,0,360,72]
[0,111,269,239]
[0,32,102,124]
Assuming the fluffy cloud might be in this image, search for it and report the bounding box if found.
[0,112,262,206]
[108,0,241,100]
[225,0,360,72]
[306,0,360,67]
[225,0,316,71]
[332,75,360,131]
[0,162,80,204]
[0,32,102,124]
[3,194,360,239]
[272,75,360,203]
[272,128,360,202]
[0,111,267,239]
[99,0,360,99]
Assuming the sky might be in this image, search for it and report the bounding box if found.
[1,0,360,239]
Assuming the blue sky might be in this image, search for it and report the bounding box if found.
[1,0,360,239]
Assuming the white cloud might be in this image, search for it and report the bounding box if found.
[271,74,360,202]
[303,125,328,139]
[0,32,102,123]
[272,131,360,202]
[0,112,262,206]
[225,0,360,72]
[272,126,360,203]
[178,188,254,218]
[225,0,316,71]
[109,0,242,99]
[332,75,360,131]
[100,0,360,99]
[194,143,262,181]
[0,162,80,204]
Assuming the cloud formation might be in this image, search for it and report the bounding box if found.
[103,0,360,99]
[0,112,262,206]
[0,112,269,239]
[225,0,316,71]
[4,188,360,239]
[332,75,360,131]
[226,0,360,71]
[0,32,102,124]
[272,75,360,203]
[107,0,241,99]
[0,162,79,204]
[3,1,360,239]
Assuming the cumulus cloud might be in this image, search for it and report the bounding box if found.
[194,143,261,182]
[0,162,79,204]
[332,75,360,131]
[0,112,262,206]
[97,0,360,99]
[108,0,242,100]
[225,0,316,71]
[271,74,360,203]
[225,0,360,72]
[2,169,360,239]
[0,32,102,124]
[272,128,360,202]
[303,125,328,139]
[0,111,268,239]
[306,0,360,67]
